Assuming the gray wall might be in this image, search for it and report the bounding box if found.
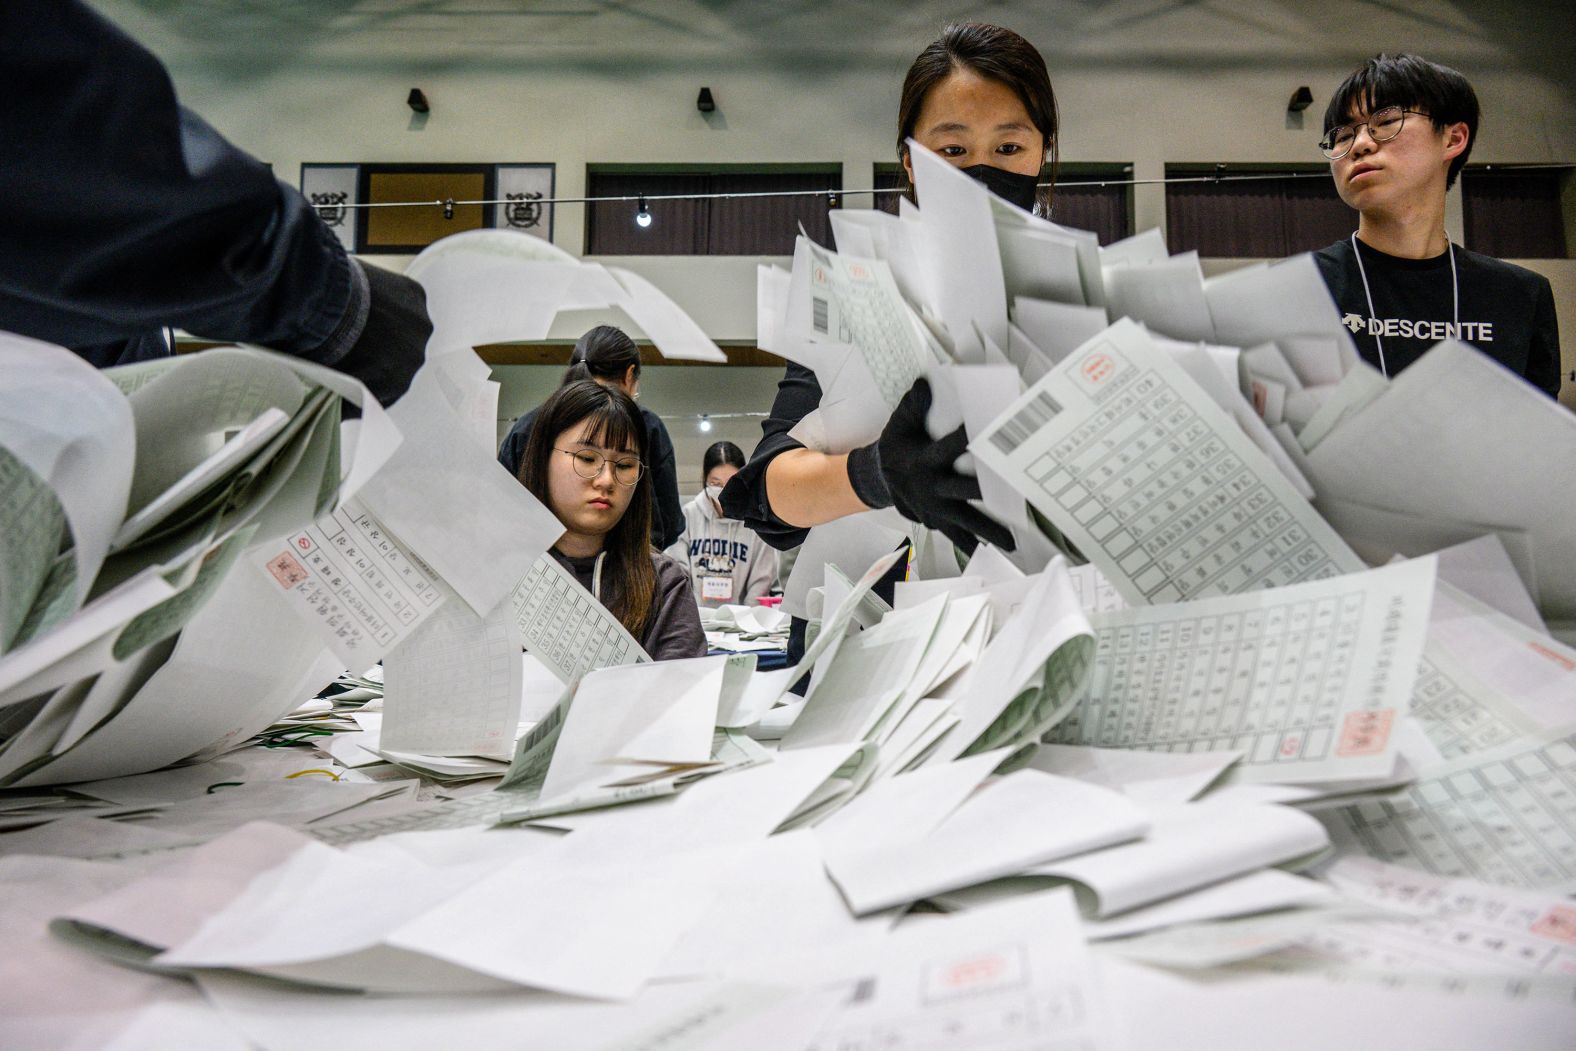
[101,0,1576,440]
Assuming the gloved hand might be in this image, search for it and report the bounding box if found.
[329,260,432,406]
[845,377,1016,554]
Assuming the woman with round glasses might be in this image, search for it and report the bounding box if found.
[1311,53,1559,396]
[516,379,705,661]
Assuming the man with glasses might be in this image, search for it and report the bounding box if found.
[1313,53,1560,397]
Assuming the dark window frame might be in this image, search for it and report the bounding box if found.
[355,163,497,254]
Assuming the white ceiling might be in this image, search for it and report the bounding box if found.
[98,0,1576,82]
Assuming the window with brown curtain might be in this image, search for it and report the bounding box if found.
[585,168,839,255]
[1462,168,1570,259]
[1165,168,1351,257]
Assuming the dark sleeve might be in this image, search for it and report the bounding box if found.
[498,409,537,479]
[640,554,708,661]
[0,0,364,364]
[645,413,685,550]
[1528,277,1562,399]
[718,363,824,551]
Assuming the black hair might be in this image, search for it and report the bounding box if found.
[518,380,656,636]
[897,23,1059,213]
[562,325,642,387]
[1323,53,1479,188]
[702,441,746,481]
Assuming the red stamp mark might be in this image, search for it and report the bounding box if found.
[296,535,313,551]
[1532,905,1576,945]
[1337,708,1395,757]
[849,264,868,279]
[266,551,310,589]
[1528,642,1576,672]
[940,953,1008,990]
[1081,353,1115,384]
[1280,735,1303,758]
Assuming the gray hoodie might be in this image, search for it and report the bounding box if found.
[664,492,778,610]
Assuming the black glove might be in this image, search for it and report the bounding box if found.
[326,260,432,406]
[846,377,1016,554]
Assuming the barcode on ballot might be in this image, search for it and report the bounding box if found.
[989,390,1063,454]
[812,297,830,334]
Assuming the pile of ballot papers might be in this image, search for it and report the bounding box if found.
[3,149,1575,1048]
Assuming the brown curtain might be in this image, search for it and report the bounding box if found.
[1167,173,1348,257]
[1053,183,1130,246]
[585,173,707,255]
[1463,171,1568,259]
[587,171,838,255]
[709,172,838,254]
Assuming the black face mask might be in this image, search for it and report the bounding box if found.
[959,164,1040,211]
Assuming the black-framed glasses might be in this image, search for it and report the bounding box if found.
[1319,106,1427,160]
[555,447,643,486]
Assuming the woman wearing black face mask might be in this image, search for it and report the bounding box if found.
[721,23,1055,559]
[720,23,1054,673]
[898,23,1058,215]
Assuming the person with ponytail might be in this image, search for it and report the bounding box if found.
[499,325,685,549]
[721,22,1054,558]
[516,379,704,661]
[665,441,778,610]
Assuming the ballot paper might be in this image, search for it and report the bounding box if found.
[737,891,1112,1051]
[1320,725,1576,891]
[603,266,728,363]
[1408,643,1541,761]
[1048,558,1435,785]
[926,558,1095,765]
[0,336,135,628]
[1028,801,1330,916]
[790,237,933,411]
[1011,296,1110,367]
[822,768,1149,915]
[1300,856,1576,977]
[1077,868,1335,941]
[260,496,448,666]
[1066,562,1127,613]
[909,141,1008,359]
[780,593,948,750]
[356,354,564,617]
[1028,744,1240,811]
[1429,584,1576,732]
[1304,339,1576,620]
[380,587,524,759]
[11,566,340,788]
[507,553,651,685]
[1103,251,1215,343]
[973,319,1364,607]
[405,228,581,351]
[539,656,726,800]
[1100,952,1576,1051]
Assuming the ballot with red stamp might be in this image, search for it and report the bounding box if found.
[1338,708,1396,757]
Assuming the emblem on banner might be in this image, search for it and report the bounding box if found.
[309,191,348,227]
[504,192,544,229]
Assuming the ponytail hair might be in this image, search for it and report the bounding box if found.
[562,325,642,387]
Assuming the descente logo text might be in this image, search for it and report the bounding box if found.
[1341,313,1494,342]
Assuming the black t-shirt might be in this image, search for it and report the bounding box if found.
[1313,237,1561,397]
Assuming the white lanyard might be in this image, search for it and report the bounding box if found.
[591,550,606,603]
[1350,232,1458,378]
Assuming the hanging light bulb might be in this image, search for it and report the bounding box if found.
[634,195,653,228]
[698,413,712,433]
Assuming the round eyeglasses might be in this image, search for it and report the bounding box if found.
[1319,106,1427,160]
[555,447,643,486]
